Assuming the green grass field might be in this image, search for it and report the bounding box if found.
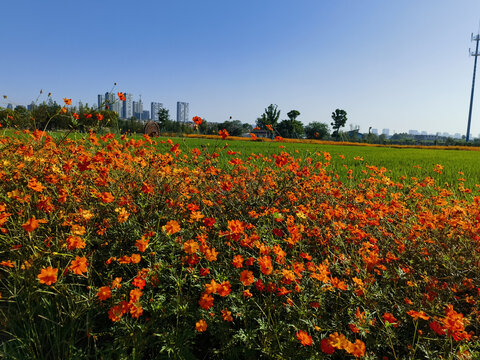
[157,135,480,191]
[2,128,479,191]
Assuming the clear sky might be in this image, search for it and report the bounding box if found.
[2,0,480,136]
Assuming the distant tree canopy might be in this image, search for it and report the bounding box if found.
[305,122,330,140]
[331,109,348,140]
[256,104,280,130]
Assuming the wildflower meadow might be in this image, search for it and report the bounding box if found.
[1,109,480,359]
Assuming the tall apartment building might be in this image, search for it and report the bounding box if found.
[122,93,133,119]
[97,94,105,109]
[176,102,189,123]
[104,92,122,115]
[133,99,143,120]
[151,102,163,121]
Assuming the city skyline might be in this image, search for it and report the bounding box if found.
[2,1,480,136]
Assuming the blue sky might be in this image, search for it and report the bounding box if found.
[2,0,480,136]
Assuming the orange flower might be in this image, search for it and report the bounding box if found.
[37,266,58,285]
[97,286,112,301]
[296,330,313,346]
[221,308,233,322]
[66,235,86,250]
[72,112,79,120]
[135,237,149,252]
[240,270,255,286]
[217,281,231,297]
[184,239,199,254]
[198,292,214,310]
[258,256,273,275]
[63,98,72,105]
[28,178,45,192]
[196,319,207,332]
[320,338,335,354]
[232,254,244,268]
[266,124,273,131]
[407,310,430,321]
[0,260,15,267]
[192,116,203,125]
[218,129,229,139]
[163,220,181,235]
[243,289,253,298]
[96,113,104,121]
[22,216,47,233]
[117,92,126,101]
[204,247,218,261]
[350,339,366,357]
[383,312,399,327]
[250,133,257,140]
[98,192,115,203]
[69,256,88,275]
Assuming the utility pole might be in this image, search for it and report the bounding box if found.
[467,33,480,142]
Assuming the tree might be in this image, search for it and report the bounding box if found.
[305,122,330,139]
[287,110,300,122]
[331,109,347,140]
[256,104,280,130]
[277,119,304,138]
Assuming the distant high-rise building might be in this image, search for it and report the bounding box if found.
[382,128,390,136]
[133,98,143,119]
[122,93,133,119]
[371,128,378,135]
[142,110,150,121]
[98,94,105,109]
[6,103,13,110]
[105,92,122,115]
[151,102,163,121]
[27,102,36,111]
[408,130,419,135]
[176,102,189,123]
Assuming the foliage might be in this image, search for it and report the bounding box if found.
[256,104,281,130]
[276,119,304,139]
[0,129,479,359]
[331,109,348,140]
[304,122,330,140]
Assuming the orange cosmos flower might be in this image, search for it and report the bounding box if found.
[63,98,72,105]
[69,256,88,275]
[198,292,214,310]
[258,256,273,275]
[407,310,430,321]
[196,319,207,332]
[28,177,45,192]
[218,129,229,139]
[192,116,203,125]
[221,308,233,322]
[217,281,231,297]
[296,330,313,346]
[66,235,86,250]
[250,133,257,140]
[0,260,15,268]
[383,312,399,327]
[72,112,79,120]
[96,113,104,121]
[38,266,58,285]
[184,239,199,254]
[240,270,255,286]
[232,254,244,268]
[97,286,112,301]
[117,92,126,101]
[163,220,181,235]
[85,113,92,119]
[265,124,273,131]
[22,216,47,233]
[320,338,335,354]
[98,192,115,203]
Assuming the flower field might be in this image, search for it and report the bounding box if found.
[1,130,480,359]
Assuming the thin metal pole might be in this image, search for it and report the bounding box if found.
[467,35,479,142]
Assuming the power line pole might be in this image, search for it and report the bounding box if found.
[467,33,480,142]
